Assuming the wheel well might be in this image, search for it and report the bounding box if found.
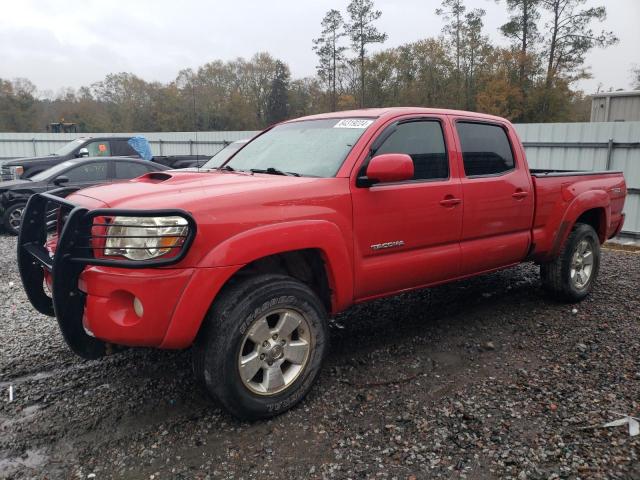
[227,249,333,312]
[575,208,606,243]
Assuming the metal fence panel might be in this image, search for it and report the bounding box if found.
[0,131,259,159]
[515,121,640,236]
[0,122,638,235]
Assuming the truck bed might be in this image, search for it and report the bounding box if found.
[530,169,626,261]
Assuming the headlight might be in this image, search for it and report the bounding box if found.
[104,216,189,261]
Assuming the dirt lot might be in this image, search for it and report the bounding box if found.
[1,233,638,479]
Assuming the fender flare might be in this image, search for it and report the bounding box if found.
[200,220,354,312]
[550,189,610,257]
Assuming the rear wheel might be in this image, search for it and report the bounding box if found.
[540,223,600,302]
[3,203,26,235]
[192,274,328,420]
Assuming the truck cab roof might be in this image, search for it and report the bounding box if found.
[292,107,510,124]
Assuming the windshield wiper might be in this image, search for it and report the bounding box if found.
[250,167,300,177]
[216,165,235,172]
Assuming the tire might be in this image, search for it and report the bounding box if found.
[2,203,26,235]
[540,223,601,302]
[192,274,328,420]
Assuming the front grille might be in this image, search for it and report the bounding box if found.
[43,202,72,235]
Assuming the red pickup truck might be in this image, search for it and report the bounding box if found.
[18,108,627,419]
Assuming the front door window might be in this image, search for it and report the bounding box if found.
[85,141,111,157]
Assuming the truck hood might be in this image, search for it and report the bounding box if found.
[3,155,58,166]
[68,170,318,211]
[0,179,31,191]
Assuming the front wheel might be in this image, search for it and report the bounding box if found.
[540,223,601,302]
[192,274,328,420]
[3,203,26,235]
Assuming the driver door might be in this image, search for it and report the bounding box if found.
[49,162,111,190]
[351,117,463,300]
[77,140,111,157]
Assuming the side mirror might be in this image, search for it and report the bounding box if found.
[77,147,89,158]
[358,153,414,187]
[53,175,69,186]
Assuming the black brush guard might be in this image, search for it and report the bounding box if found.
[17,192,196,359]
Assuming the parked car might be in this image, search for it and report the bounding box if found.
[1,157,168,234]
[17,108,627,420]
[0,136,207,181]
[200,140,248,169]
[176,141,249,172]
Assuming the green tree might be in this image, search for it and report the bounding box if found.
[499,0,541,82]
[288,77,325,118]
[313,9,347,111]
[244,53,282,126]
[91,72,157,131]
[437,1,491,110]
[436,0,468,106]
[266,60,291,124]
[498,0,542,120]
[346,0,387,107]
[476,48,525,119]
[0,78,38,131]
[460,8,491,110]
[436,0,466,74]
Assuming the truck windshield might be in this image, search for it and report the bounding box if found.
[224,118,374,177]
[53,139,85,156]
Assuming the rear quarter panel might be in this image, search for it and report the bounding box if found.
[531,173,626,261]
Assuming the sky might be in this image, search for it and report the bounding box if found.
[0,0,638,97]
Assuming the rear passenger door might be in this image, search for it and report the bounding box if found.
[453,120,534,274]
[351,117,463,299]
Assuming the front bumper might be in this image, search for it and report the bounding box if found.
[17,192,205,359]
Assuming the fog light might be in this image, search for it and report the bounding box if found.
[133,297,144,317]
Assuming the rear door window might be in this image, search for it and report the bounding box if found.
[456,122,515,177]
[112,139,139,156]
[114,161,152,179]
[64,163,109,182]
[373,120,449,181]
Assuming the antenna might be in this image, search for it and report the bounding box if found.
[191,77,199,171]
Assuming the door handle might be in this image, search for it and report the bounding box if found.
[439,196,462,207]
[512,190,529,199]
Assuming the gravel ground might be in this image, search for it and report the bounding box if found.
[0,233,638,479]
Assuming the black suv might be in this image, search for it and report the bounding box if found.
[0,157,168,234]
[1,136,210,181]
[1,137,140,181]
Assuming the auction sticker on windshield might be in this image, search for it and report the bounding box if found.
[334,119,374,129]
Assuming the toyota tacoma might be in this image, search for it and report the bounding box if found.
[17,108,627,420]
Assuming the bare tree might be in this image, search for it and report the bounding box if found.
[541,0,618,87]
[631,65,640,90]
